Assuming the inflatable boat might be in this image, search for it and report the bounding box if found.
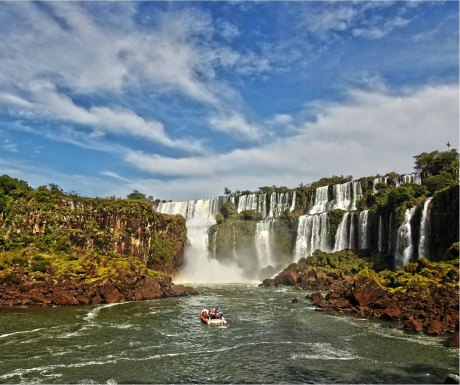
[200,309,228,326]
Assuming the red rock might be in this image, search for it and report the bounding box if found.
[29,289,46,304]
[335,298,350,308]
[427,319,444,335]
[382,306,402,320]
[448,331,459,348]
[75,295,90,305]
[91,295,103,304]
[167,284,198,297]
[51,291,78,306]
[134,277,162,300]
[99,285,124,303]
[353,278,386,307]
[310,292,325,308]
[262,279,275,287]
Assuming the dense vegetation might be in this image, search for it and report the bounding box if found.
[0,175,187,287]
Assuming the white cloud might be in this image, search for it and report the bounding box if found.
[208,112,262,141]
[123,85,459,200]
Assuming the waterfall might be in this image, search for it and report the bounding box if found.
[331,182,362,211]
[268,192,290,217]
[255,220,274,268]
[418,197,433,258]
[294,212,330,259]
[156,197,246,283]
[237,193,267,217]
[290,191,296,212]
[333,212,350,251]
[378,215,383,252]
[373,176,389,192]
[394,206,417,266]
[387,212,393,253]
[348,212,356,249]
[395,173,422,187]
[358,210,369,249]
[309,186,329,214]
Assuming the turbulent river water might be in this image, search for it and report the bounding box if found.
[0,284,458,384]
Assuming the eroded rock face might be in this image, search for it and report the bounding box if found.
[353,278,386,308]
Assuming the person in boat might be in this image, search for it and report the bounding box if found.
[209,308,215,319]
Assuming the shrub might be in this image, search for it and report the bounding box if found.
[220,202,237,220]
[31,259,51,272]
[238,210,263,221]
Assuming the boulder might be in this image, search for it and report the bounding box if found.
[134,277,162,300]
[310,292,325,308]
[29,289,47,304]
[99,285,125,303]
[167,284,198,297]
[291,298,298,303]
[261,278,275,287]
[382,306,402,320]
[448,331,459,348]
[353,278,386,308]
[334,298,350,309]
[427,319,444,335]
[51,291,78,306]
[75,295,90,305]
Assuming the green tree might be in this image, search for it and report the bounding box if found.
[127,190,147,200]
[414,149,459,178]
[224,187,232,195]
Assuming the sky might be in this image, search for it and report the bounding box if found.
[0,1,458,200]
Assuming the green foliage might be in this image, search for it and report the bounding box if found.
[224,187,232,195]
[31,257,51,272]
[414,149,459,179]
[328,210,345,245]
[446,242,459,259]
[220,201,237,220]
[422,174,457,195]
[310,176,352,189]
[127,190,147,200]
[215,213,224,224]
[238,210,263,221]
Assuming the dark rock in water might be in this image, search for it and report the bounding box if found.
[334,298,350,309]
[291,298,298,303]
[75,295,90,305]
[404,318,424,333]
[261,278,275,287]
[274,264,300,286]
[427,319,444,335]
[448,331,459,348]
[381,306,402,321]
[310,292,325,308]
[134,277,162,301]
[444,374,460,384]
[166,284,198,297]
[100,284,125,303]
[51,291,78,306]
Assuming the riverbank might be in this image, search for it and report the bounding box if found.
[261,249,459,346]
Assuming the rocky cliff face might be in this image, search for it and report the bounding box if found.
[0,193,186,274]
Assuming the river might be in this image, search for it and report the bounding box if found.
[0,284,458,383]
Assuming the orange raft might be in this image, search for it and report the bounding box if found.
[200,309,228,326]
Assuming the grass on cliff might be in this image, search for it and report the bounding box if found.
[0,248,167,286]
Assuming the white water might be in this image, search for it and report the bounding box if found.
[395,173,422,187]
[255,220,274,268]
[156,198,247,283]
[333,212,349,251]
[309,186,329,214]
[237,194,267,218]
[394,206,417,266]
[373,176,389,192]
[290,191,296,212]
[418,197,433,258]
[295,212,330,259]
[269,192,290,217]
[358,210,369,249]
[348,212,356,249]
[331,182,362,211]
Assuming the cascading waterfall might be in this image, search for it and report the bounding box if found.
[269,192,290,217]
[237,193,267,217]
[157,197,246,283]
[295,212,330,259]
[418,197,433,258]
[358,210,369,249]
[348,212,356,250]
[290,191,296,212]
[394,206,417,266]
[309,186,329,214]
[373,176,389,192]
[255,220,274,268]
[331,182,362,211]
[395,173,422,186]
[334,212,350,251]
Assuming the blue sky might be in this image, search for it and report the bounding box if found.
[0,1,458,200]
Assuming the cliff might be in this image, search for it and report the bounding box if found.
[0,178,194,306]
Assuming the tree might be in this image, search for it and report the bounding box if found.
[224,187,232,196]
[127,190,147,200]
[414,150,459,178]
